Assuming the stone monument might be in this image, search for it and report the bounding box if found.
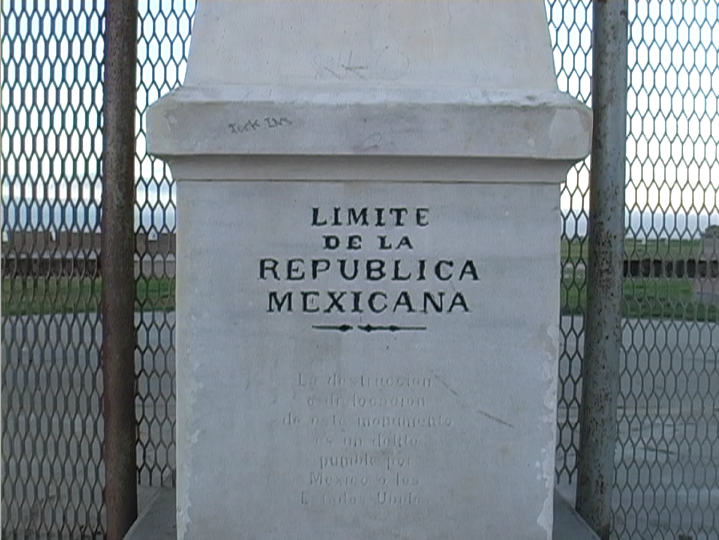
[147,1,592,538]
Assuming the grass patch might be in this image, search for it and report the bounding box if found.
[4,274,715,323]
[560,276,586,316]
[560,235,718,322]
[561,236,589,264]
[1,276,175,315]
[622,277,717,321]
[135,276,175,312]
[2,236,716,322]
[561,277,718,322]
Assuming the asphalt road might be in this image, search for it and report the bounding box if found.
[2,312,176,536]
[556,316,719,540]
[2,313,717,538]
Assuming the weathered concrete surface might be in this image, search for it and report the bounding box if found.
[148,1,590,535]
[123,487,600,540]
[173,180,565,539]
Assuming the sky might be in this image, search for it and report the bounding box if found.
[547,0,719,232]
[1,0,718,237]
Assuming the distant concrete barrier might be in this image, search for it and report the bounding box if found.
[2,230,177,278]
[693,236,719,305]
[623,258,719,278]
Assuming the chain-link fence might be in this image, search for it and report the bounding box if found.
[2,1,717,538]
[550,1,719,538]
[1,2,192,536]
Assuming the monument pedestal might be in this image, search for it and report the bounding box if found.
[148,2,591,538]
[124,487,600,540]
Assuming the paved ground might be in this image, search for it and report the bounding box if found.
[124,487,601,540]
[2,312,176,536]
[556,316,719,540]
[2,314,717,538]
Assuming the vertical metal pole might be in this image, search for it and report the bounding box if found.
[102,1,138,538]
[575,1,628,539]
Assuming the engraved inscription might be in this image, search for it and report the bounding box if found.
[285,370,451,507]
[258,206,480,326]
[263,203,468,508]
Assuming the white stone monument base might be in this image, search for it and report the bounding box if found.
[168,179,564,539]
[147,1,592,534]
[124,487,600,540]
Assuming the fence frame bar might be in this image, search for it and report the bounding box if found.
[101,0,139,537]
[575,1,629,539]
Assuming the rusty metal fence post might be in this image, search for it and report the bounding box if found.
[101,0,139,537]
[575,1,629,538]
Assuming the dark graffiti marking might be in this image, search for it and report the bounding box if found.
[228,117,293,134]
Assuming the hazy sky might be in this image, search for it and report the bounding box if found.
[547,0,719,220]
[1,0,718,235]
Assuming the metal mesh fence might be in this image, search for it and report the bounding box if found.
[2,3,106,537]
[549,1,719,538]
[1,1,717,538]
[549,0,593,491]
[614,3,718,538]
[133,0,194,491]
[1,2,192,536]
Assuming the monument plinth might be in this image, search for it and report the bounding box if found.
[148,2,591,538]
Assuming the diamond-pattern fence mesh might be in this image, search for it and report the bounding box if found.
[1,2,192,536]
[2,3,106,537]
[1,1,717,538]
[549,1,719,538]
